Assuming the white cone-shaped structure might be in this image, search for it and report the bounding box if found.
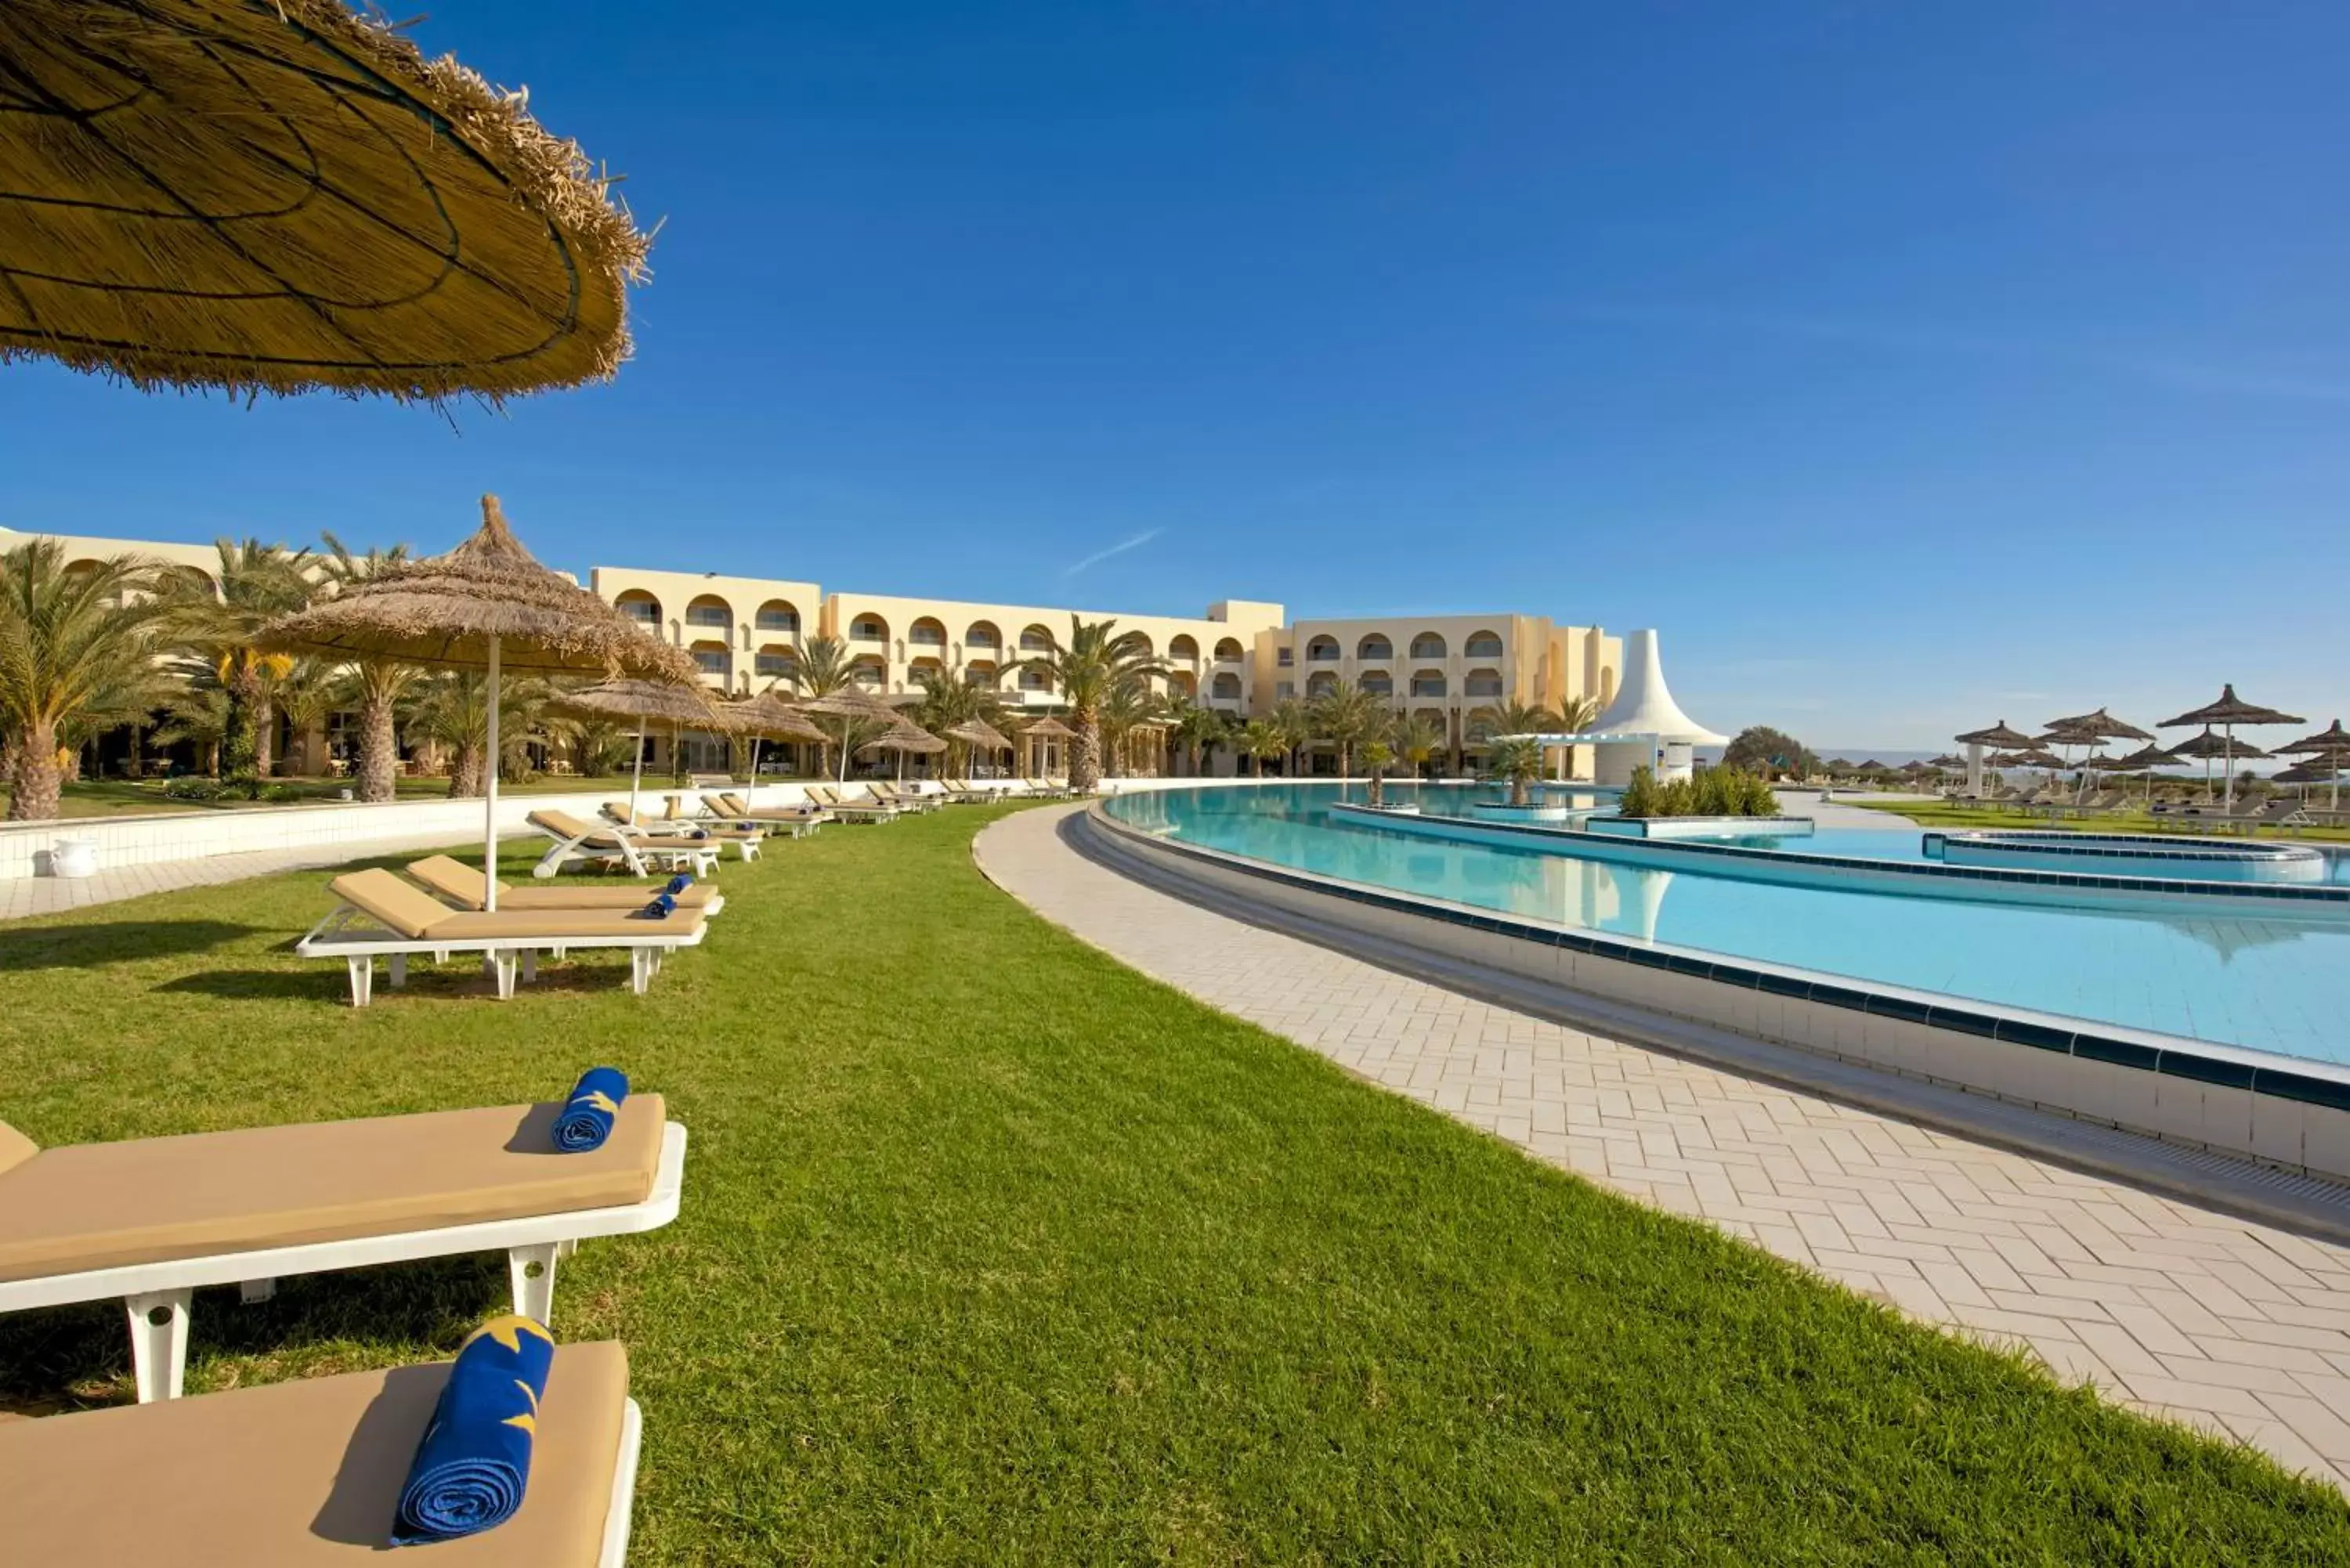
[1587,630,1726,785]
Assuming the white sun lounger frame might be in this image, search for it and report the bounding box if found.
[532,818,721,880]
[0,1122,688,1404]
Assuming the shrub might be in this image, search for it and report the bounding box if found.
[163,776,224,801]
[1619,766,1660,818]
[1621,765,1781,818]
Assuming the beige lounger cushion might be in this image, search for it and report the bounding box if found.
[0,1118,38,1180]
[0,1341,628,1564]
[604,804,761,841]
[405,857,716,912]
[530,809,641,847]
[331,870,704,942]
[0,1096,666,1284]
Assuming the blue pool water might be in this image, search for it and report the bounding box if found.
[1104,783,2350,1066]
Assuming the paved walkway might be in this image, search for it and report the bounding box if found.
[0,829,485,922]
[976,804,2350,1491]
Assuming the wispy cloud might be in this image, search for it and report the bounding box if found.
[1556,302,2350,406]
[1060,528,1162,579]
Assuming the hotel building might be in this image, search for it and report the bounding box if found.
[2,526,1624,775]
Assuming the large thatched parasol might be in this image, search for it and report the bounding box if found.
[859,720,947,781]
[2,0,650,402]
[2038,708,2151,801]
[549,678,736,826]
[262,495,695,905]
[2275,720,2350,811]
[1953,721,2037,796]
[723,689,828,795]
[796,685,902,782]
[942,718,1014,779]
[2159,686,2304,810]
[1021,716,1076,779]
[2164,726,2267,802]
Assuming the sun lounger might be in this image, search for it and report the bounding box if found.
[600,803,763,862]
[936,779,995,804]
[870,782,941,813]
[298,869,707,1006]
[804,783,898,822]
[528,810,717,880]
[0,1340,642,1562]
[0,1099,684,1401]
[406,856,723,917]
[2226,798,2311,835]
[697,793,826,836]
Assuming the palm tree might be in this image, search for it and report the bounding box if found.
[1487,735,1545,807]
[1556,694,1602,734]
[320,533,414,803]
[785,634,885,779]
[154,539,312,795]
[1269,696,1312,777]
[1308,681,1390,777]
[1160,692,1227,776]
[913,667,1008,776]
[1007,617,1166,793]
[1392,711,1444,782]
[1470,699,1560,746]
[1096,677,1164,779]
[1238,718,1285,778]
[271,657,344,776]
[404,671,559,797]
[1,539,161,821]
[1360,736,1395,807]
[154,683,230,779]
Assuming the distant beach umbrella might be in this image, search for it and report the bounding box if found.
[798,685,903,783]
[2164,726,2269,803]
[1954,721,2036,749]
[942,718,1014,778]
[1928,754,1966,770]
[2159,687,2304,809]
[2038,709,2150,801]
[860,719,948,780]
[2274,720,2350,811]
[550,679,739,826]
[1,0,649,403]
[262,497,696,907]
[723,688,828,793]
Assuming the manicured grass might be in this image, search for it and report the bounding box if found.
[1,808,2344,1563]
[1846,796,2350,843]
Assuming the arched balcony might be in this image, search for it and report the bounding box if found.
[1305,635,1340,663]
[754,599,800,636]
[848,612,890,644]
[1168,634,1199,663]
[1464,667,1504,698]
[1306,670,1340,697]
[1356,634,1393,661]
[1464,629,1505,659]
[1209,672,1242,701]
[1408,631,1448,660]
[684,594,732,638]
[966,620,1002,656]
[1213,637,1244,662]
[614,590,662,633]
[1409,669,1447,698]
[908,616,948,651]
[1358,668,1393,695]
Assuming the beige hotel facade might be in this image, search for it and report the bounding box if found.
[2,526,1623,773]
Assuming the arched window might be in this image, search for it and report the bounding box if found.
[685,594,731,633]
[1464,667,1504,698]
[754,599,799,634]
[1169,634,1199,663]
[755,645,797,681]
[1465,629,1505,659]
[850,656,888,687]
[614,590,661,630]
[1409,669,1447,697]
[1409,631,1447,660]
[964,659,999,686]
[849,614,889,643]
[1306,670,1340,697]
[1358,669,1393,695]
[1019,623,1055,652]
[1305,635,1340,663]
[1125,631,1155,658]
[1210,672,1242,700]
[689,643,729,680]
[909,656,946,683]
[1168,670,1198,697]
[966,620,1001,652]
[909,616,947,649]
[1019,667,1052,692]
[1356,634,1393,661]
[1412,706,1448,732]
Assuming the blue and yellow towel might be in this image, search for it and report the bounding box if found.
[553,1067,629,1152]
[392,1315,557,1545]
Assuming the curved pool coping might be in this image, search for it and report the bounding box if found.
[1927,829,2326,883]
[1084,803,2350,1183]
[1318,802,2350,916]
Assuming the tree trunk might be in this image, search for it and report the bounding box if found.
[1249,753,1262,778]
[9,720,62,822]
[223,666,263,796]
[255,690,276,778]
[1070,703,1103,793]
[1368,771,1383,807]
[449,741,486,799]
[1510,774,1531,807]
[357,692,399,804]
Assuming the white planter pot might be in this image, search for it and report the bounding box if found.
[49,837,99,879]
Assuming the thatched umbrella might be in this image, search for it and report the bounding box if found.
[1953,722,2036,796]
[549,678,737,826]
[2160,686,2304,810]
[942,718,1014,779]
[261,495,695,906]
[1022,717,1077,779]
[796,685,902,783]
[2275,720,2350,811]
[859,720,947,782]
[2,1,649,402]
[726,690,828,793]
[2102,740,2179,801]
[2164,726,2267,802]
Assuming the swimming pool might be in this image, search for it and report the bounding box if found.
[1104,782,2350,1066]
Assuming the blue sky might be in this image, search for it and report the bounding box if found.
[6,2,2348,749]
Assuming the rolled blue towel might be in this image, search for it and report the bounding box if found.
[688,828,709,840]
[640,891,678,919]
[663,873,693,895]
[552,1067,630,1152]
[392,1315,557,1545]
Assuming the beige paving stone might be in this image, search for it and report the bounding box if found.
[974,804,2350,1494]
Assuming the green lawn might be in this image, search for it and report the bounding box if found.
[1,808,2343,1563]
[1845,796,2350,843]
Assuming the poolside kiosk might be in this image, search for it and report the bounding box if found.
[1503,630,1726,786]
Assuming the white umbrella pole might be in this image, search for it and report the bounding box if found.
[483,635,501,912]
[627,719,646,823]
[747,735,763,803]
[2224,726,2236,810]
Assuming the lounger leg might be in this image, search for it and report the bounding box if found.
[556,1237,580,1262]
[494,952,520,1000]
[345,956,374,1008]
[509,1242,561,1323]
[388,952,408,988]
[522,949,539,985]
[126,1288,193,1402]
[630,948,652,995]
[238,1278,277,1304]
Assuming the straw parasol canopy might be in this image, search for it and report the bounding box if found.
[796,685,902,782]
[728,690,828,745]
[1929,753,1965,769]
[2275,720,2350,811]
[2045,707,2154,742]
[942,717,1014,777]
[2159,688,2301,809]
[2,0,651,403]
[260,496,693,907]
[2164,726,2265,801]
[548,678,737,822]
[1954,721,2036,748]
[859,720,947,778]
